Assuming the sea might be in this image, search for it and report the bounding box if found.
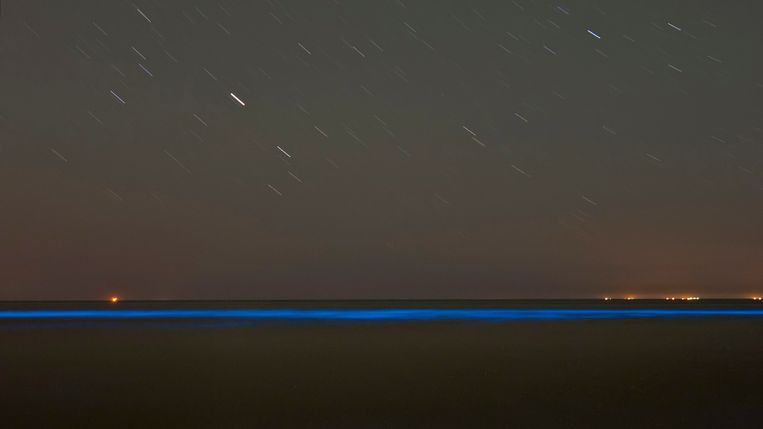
[1,300,762,428]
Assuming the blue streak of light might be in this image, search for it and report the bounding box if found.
[1,309,763,322]
[587,29,602,39]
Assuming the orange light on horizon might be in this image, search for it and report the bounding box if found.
[110,297,119,303]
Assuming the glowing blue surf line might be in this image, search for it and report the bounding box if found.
[1,308,763,321]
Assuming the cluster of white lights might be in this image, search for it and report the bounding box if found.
[602,296,707,301]
[603,296,763,301]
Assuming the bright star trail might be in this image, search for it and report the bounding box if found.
[229,92,246,107]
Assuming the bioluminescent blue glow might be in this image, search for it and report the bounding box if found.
[1,308,763,322]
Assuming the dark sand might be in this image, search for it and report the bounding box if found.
[2,302,762,428]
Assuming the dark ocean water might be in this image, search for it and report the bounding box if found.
[2,300,763,428]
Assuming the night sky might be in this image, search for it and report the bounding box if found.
[0,0,761,300]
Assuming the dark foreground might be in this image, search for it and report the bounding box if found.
[2,301,763,428]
